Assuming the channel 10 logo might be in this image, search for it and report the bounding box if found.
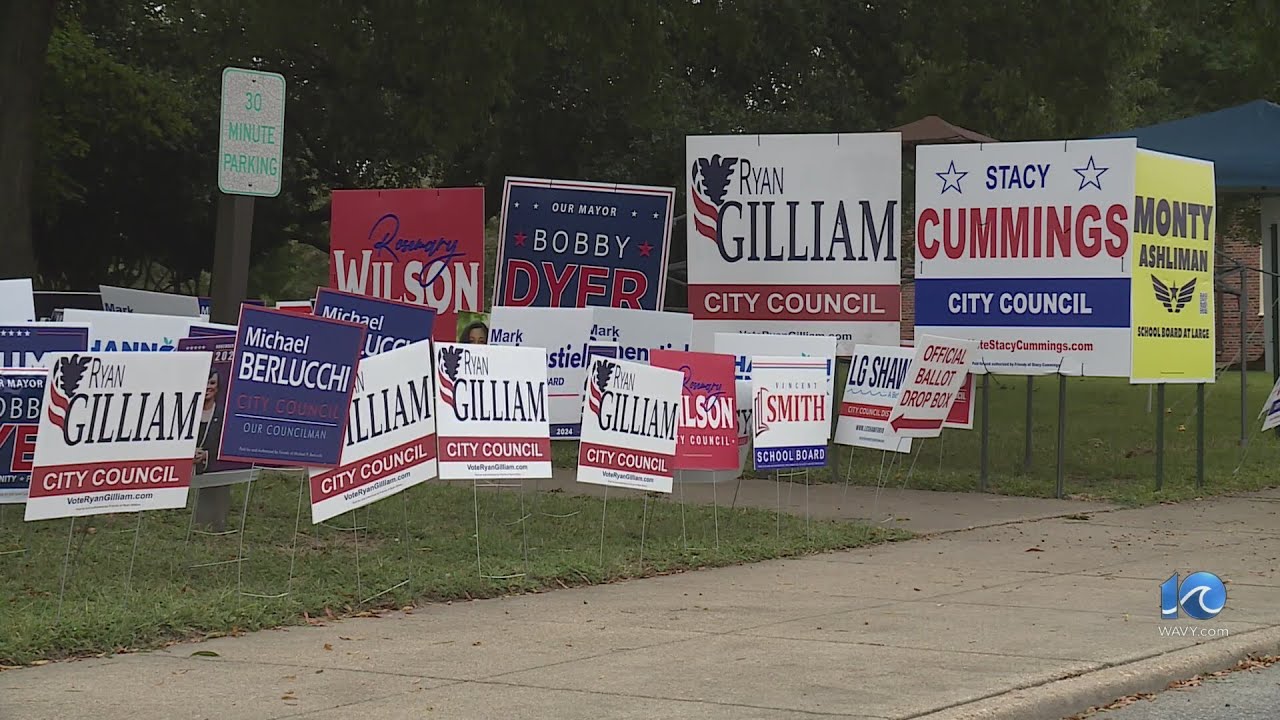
[1160,571,1226,620]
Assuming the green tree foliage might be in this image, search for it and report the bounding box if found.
[5,0,1276,290]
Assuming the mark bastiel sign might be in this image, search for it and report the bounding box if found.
[220,306,366,467]
[309,341,438,524]
[577,358,682,493]
[25,351,213,521]
[434,343,551,479]
[488,306,594,438]
[494,177,675,310]
[751,356,830,470]
[686,133,902,354]
[329,188,485,343]
[886,335,977,438]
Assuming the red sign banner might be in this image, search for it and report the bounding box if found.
[329,188,485,343]
[649,349,739,471]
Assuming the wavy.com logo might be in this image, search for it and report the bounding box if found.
[1160,571,1226,620]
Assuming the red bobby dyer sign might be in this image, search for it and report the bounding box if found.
[649,349,739,471]
[329,188,485,343]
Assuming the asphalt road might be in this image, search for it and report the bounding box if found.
[1087,663,1280,719]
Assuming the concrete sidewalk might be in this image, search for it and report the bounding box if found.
[4,489,1280,720]
[458,467,1115,535]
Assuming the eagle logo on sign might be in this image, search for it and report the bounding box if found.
[690,154,739,244]
[1152,276,1196,313]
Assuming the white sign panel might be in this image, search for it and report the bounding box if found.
[62,309,200,352]
[589,307,692,363]
[577,358,681,493]
[886,335,977,439]
[0,279,35,322]
[25,351,212,520]
[99,286,201,317]
[489,306,594,439]
[834,344,913,453]
[1261,377,1280,432]
[913,138,1137,376]
[308,342,437,524]
[751,356,831,470]
[218,67,286,197]
[686,133,902,355]
[434,343,551,479]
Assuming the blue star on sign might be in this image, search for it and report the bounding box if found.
[1074,155,1108,191]
[936,161,967,194]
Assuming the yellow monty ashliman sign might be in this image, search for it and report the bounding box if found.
[1130,151,1216,383]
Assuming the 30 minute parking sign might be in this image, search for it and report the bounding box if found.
[218,67,285,197]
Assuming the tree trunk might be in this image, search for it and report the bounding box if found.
[0,0,57,280]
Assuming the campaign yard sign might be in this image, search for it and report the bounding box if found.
[434,343,551,479]
[0,323,90,368]
[751,356,831,470]
[1129,151,1216,384]
[1261,377,1280,432]
[488,306,595,439]
[886,335,977,439]
[25,351,213,521]
[495,177,675,310]
[329,188,485,343]
[314,288,436,358]
[275,300,314,314]
[0,370,44,504]
[834,344,913,453]
[0,279,35,322]
[188,322,237,338]
[99,285,201,316]
[309,342,438,524]
[686,133,903,355]
[589,307,692,363]
[63,308,201,352]
[219,306,366,468]
[913,138,1137,377]
[177,337,250,477]
[945,374,975,429]
[577,358,681,493]
[649,350,738,471]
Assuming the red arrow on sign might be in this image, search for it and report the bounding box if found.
[890,416,945,432]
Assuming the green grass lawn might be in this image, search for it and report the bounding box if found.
[0,480,904,665]
[553,370,1280,506]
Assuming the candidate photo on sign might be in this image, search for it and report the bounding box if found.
[195,369,222,473]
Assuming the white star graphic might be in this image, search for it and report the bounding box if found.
[631,210,638,218]
[936,161,967,194]
[652,212,660,219]
[513,201,520,208]
[1074,155,1109,190]
[532,203,539,210]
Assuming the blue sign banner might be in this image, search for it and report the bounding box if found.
[0,324,89,368]
[914,277,1131,328]
[189,325,236,338]
[495,178,674,310]
[0,371,44,503]
[220,306,367,467]
[314,288,436,357]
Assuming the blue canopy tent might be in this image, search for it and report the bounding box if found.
[1103,100,1280,439]
[1101,99,1280,192]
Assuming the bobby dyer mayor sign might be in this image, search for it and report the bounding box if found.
[25,351,212,521]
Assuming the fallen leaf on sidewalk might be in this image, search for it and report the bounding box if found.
[189,651,219,658]
[1025,547,1044,552]
[323,643,333,651]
